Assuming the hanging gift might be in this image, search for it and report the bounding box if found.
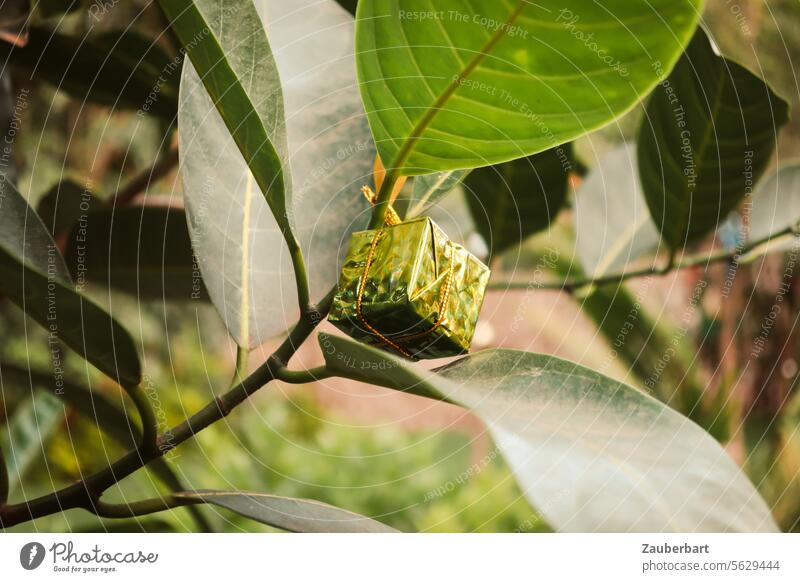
[328,186,490,360]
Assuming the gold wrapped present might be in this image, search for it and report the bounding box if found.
[328,215,490,359]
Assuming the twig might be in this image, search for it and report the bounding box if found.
[489,224,800,292]
[114,148,179,207]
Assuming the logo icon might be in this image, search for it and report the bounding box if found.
[19,542,46,570]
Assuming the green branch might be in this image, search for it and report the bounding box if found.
[273,366,332,384]
[489,224,800,292]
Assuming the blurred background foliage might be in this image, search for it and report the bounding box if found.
[2,0,800,532]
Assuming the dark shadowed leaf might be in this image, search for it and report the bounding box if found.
[464,145,572,257]
[638,29,790,250]
[174,490,398,533]
[63,206,208,301]
[0,177,141,387]
[36,180,95,238]
[4,26,178,119]
[319,333,777,532]
[356,0,702,174]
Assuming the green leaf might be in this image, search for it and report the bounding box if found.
[4,26,178,120]
[464,145,571,257]
[177,0,374,346]
[0,178,141,387]
[319,333,777,532]
[2,392,64,496]
[574,145,661,277]
[170,0,291,347]
[62,206,208,301]
[174,490,398,533]
[638,29,790,249]
[356,0,703,174]
[406,170,469,218]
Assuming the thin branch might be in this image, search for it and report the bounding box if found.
[274,366,332,384]
[489,224,800,292]
[91,494,199,520]
[126,385,159,454]
[0,290,336,529]
[114,148,179,207]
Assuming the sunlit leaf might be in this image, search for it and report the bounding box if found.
[320,333,777,532]
[176,0,374,346]
[356,0,703,174]
[174,490,398,533]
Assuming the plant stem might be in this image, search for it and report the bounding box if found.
[287,236,311,313]
[232,346,249,387]
[126,385,159,454]
[274,366,332,384]
[489,225,799,292]
[0,290,336,529]
[114,148,179,206]
[91,494,199,519]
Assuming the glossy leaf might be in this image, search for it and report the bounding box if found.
[574,145,661,277]
[177,0,374,346]
[62,206,208,301]
[174,490,398,533]
[4,26,178,119]
[464,145,571,257]
[638,30,790,249]
[2,392,63,496]
[0,177,141,387]
[356,0,703,174]
[319,333,777,532]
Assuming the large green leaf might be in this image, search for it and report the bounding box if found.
[174,490,398,532]
[319,333,777,532]
[2,392,63,497]
[62,206,208,301]
[176,0,374,346]
[464,145,571,257]
[4,26,178,119]
[0,178,141,387]
[638,30,790,250]
[171,0,292,347]
[356,0,703,174]
[574,145,661,277]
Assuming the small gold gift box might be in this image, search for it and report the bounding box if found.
[328,212,490,360]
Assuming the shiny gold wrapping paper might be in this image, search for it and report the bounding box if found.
[328,216,490,359]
